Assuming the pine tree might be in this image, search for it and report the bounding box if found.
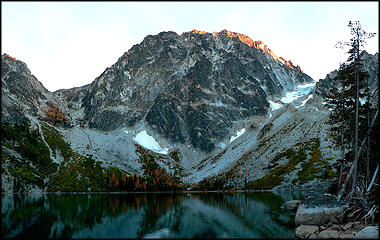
[329,21,376,202]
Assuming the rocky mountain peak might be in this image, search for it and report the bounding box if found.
[79,29,314,152]
[2,53,32,75]
[1,53,70,125]
[186,29,302,72]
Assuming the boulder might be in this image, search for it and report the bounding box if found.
[295,225,319,238]
[281,200,301,211]
[317,229,340,238]
[295,195,348,225]
[354,226,378,239]
[339,232,355,239]
[344,221,364,231]
[328,224,343,231]
[343,222,354,230]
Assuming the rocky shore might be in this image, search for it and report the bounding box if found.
[281,194,379,239]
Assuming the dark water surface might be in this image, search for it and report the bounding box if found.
[1,191,306,238]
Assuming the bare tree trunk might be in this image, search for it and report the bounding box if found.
[338,163,344,190]
[338,123,345,186]
[367,164,378,193]
[366,76,371,183]
[350,46,360,200]
[338,80,346,187]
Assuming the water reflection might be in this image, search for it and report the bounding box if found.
[1,191,305,238]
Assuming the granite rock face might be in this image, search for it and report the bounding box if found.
[1,54,54,124]
[80,30,314,152]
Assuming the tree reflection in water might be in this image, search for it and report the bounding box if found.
[1,191,305,238]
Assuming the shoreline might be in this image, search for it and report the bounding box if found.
[282,195,379,239]
[2,188,316,195]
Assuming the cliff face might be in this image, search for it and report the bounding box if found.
[80,29,313,152]
[1,54,50,124]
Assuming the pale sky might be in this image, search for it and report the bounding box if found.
[1,1,378,91]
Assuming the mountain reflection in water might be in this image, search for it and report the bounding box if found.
[1,191,305,238]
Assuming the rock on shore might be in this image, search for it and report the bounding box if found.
[289,194,379,239]
[281,200,301,211]
[354,225,379,239]
[295,194,348,225]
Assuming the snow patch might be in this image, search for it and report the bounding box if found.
[281,91,300,103]
[297,82,317,89]
[229,128,246,143]
[268,100,282,111]
[280,81,316,104]
[267,82,316,112]
[133,130,169,155]
[217,142,226,148]
[298,94,313,108]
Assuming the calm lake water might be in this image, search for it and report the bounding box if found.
[1,191,306,239]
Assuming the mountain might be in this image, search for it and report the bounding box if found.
[1,30,378,193]
[79,29,313,152]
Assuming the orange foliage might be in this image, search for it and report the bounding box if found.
[41,106,68,123]
[135,180,140,189]
[122,173,126,184]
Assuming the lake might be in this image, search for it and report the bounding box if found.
[1,191,306,238]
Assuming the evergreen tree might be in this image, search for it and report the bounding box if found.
[327,21,376,202]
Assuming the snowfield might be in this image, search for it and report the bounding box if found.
[269,81,316,111]
[133,130,169,155]
[268,100,282,111]
[229,128,246,143]
[281,82,316,103]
